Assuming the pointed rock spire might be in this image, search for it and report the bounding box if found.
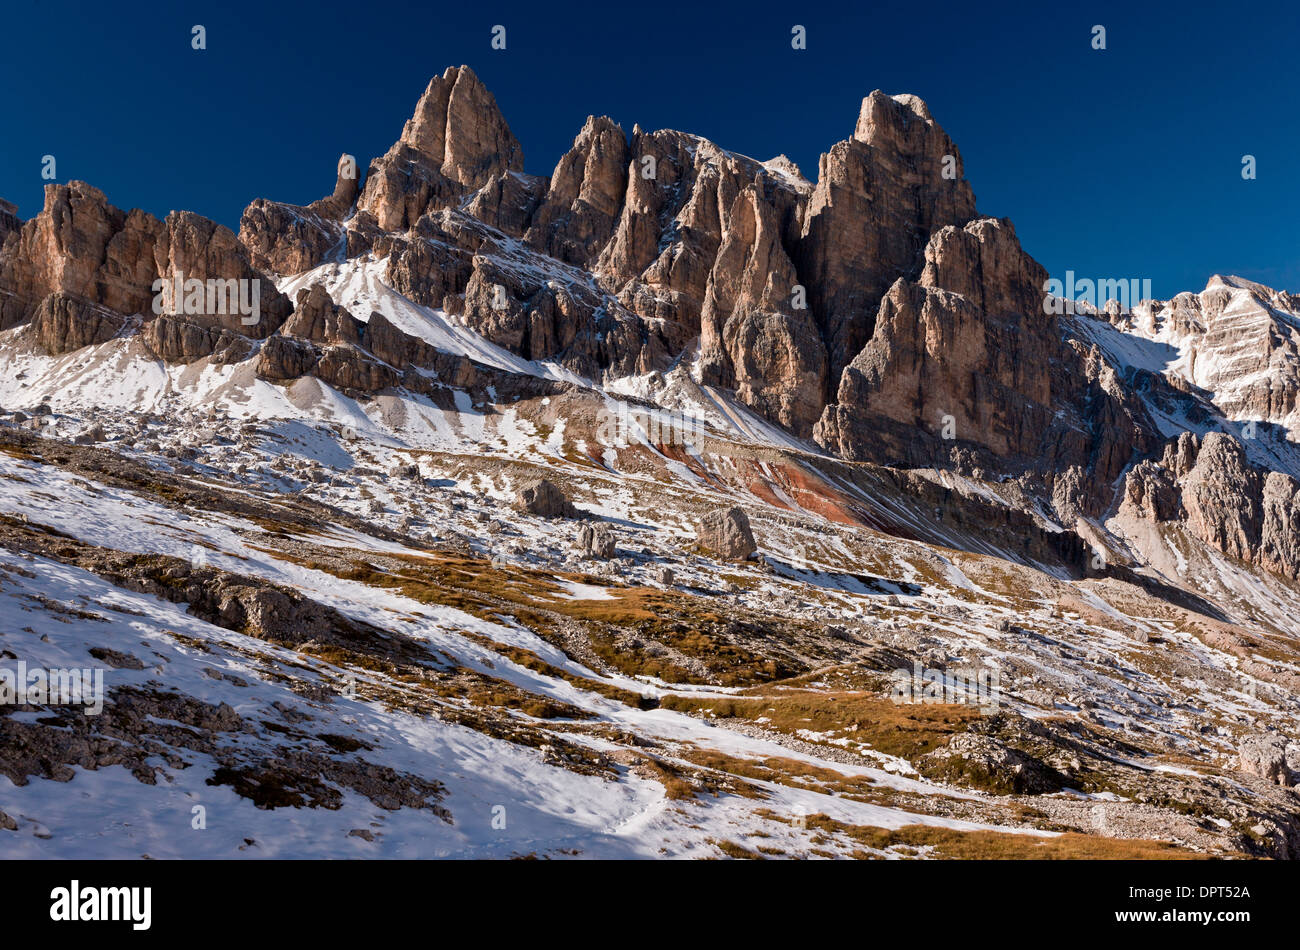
[399,65,523,188]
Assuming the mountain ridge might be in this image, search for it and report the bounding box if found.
[2,67,1300,859]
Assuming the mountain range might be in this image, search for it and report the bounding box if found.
[1,65,1297,859]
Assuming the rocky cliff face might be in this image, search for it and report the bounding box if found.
[1119,431,1300,580]
[2,66,1298,586]
[0,181,161,330]
[813,215,1160,522]
[209,72,993,444]
[0,199,20,244]
[1107,275,1300,432]
[797,91,976,388]
[238,154,360,275]
[0,181,289,362]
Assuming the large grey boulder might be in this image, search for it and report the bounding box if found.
[1238,733,1292,786]
[695,506,756,560]
[577,523,616,559]
[515,478,578,519]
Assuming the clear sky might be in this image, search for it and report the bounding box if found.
[2,0,1297,299]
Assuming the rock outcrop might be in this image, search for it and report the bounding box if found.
[814,216,1159,516]
[358,65,523,233]
[1117,430,1300,580]
[281,284,363,347]
[31,292,128,354]
[695,506,756,560]
[223,73,1084,457]
[514,478,579,519]
[577,523,616,559]
[797,91,976,386]
[239,154,360,275]
[698,185,827,435]
[151,210,292,342]
[1238,734,1292,786]
[525,116,629,265]
[0,181,289,364]
[0,181,162,329]
[1110,276,1300,430]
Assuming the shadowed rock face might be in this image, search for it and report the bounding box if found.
[0,198,20,245]
[1117,430,1300,581]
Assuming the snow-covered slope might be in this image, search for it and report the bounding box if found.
[1089,275,1300,436]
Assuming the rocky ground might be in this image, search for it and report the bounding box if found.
[0,382,1297,858]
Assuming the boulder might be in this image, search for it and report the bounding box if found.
[577,523,616,559]
[1238,734,1292,786]
[919,732,1067,795]
[514,478,578,519]
[695,506,756,560]
[72,424,106,445]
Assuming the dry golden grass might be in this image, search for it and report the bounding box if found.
[840,824,1205,860]
[457,631,656,709]
[660,688,982,759]
[269,546,794,686]
[764,813,1207,859]
[707,838,766,859]
[678,747,890,803]
[628,752,767,802]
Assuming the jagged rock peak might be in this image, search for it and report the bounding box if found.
[0,197,21,239]
[398,65,523,188]
[1206,274,1275,294]
[854,90,934,141]
[324,153,361,214]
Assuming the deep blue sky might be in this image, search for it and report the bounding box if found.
[2,0,1296,298]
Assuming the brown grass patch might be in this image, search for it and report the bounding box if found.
[660,689,982,760]
[802,814,1207,859]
